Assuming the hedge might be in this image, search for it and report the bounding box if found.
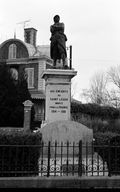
[71,102,120,120]
[94,132,120,175]
[94,132,120,145]
[0,129,42,177]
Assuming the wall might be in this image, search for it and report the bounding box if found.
[0,176,120,188]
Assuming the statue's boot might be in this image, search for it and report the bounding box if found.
[63,58,69,69]
[53,61,56,68]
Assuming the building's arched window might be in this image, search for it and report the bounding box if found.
[8,44,17,59]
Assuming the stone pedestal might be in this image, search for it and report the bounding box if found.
[23,100,33,131]
[41,69,77,124]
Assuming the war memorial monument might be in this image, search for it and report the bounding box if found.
[41,15,93,145]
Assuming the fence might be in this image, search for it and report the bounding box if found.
[38,141,108,177]
[0,140,120,177]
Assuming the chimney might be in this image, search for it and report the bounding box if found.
[24,28,37,47]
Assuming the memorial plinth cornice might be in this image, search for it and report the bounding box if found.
[41,69,77,80]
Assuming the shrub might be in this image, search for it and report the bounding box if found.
[71,100,120,130]
[94,132,120,175]
[0,129,42,177]
[94,131,119,145]
[71,102,120,119]
[72,110,120,134]
[0,65,35,127]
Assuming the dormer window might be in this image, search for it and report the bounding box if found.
[8,44,17,59]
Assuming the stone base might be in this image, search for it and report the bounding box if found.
[40,120,93,146]
[41,69,77,124]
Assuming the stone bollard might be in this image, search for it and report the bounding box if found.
[23,100,33,131]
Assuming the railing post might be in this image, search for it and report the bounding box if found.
[60,142,63,176]
[86,142,88,176]
[78,140,82,176]
[47,141,51,177]
[41,141,44,176]
[108,141,111,177]
[66,141,69,176]
[72,142,75,176]
[54,141,57,176]
[91,140,94,176]
[15,146,18,176]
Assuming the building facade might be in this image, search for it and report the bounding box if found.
[0,27,53,127]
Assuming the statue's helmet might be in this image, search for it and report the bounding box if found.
[53,15,60,23]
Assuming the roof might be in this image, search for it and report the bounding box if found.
[0,38,51,59]
[37,45,50,57]
[24,27,37,32]
[24,42,36,57]
[0,39,36,58]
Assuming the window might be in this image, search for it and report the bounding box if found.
[25,68,34,88]
[8,44,17,59]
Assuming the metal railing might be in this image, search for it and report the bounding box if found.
[0,141,120,177]
[38,141,108,177]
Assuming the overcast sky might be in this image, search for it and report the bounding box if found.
[0,0,120,102]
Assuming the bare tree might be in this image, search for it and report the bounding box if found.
[80,65,120,107]
[106,89,120,108]
[108,65,120,89]
[81,88,91,103]
[107,65,120,107]
[81,72,108,105]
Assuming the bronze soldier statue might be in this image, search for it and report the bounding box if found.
[50,15,68,68]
